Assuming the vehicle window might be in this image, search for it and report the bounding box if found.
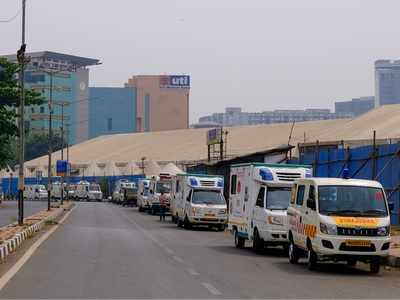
[89,185,100,191]
[85,186,89,192]
[266,187,291,210]
[256,187,265,208]
[230,175,237,195]
[156,182,171,193]
[192,190,225,205]
[296,185,305,206]
[318,186,388,217]
[176,180,180,193]
[309,185,315,201]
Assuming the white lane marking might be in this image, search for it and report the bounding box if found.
[172,255,184,263]
[201,282,222,296]
[0,206,76,291]
[187,268,200,276]
[164,247,175,255]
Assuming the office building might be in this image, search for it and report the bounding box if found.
[3,51,100,145]
[335,96,375,117]
[375,60,400,107]
[89,75,190,139]
[198,107,349,127]
[125,75,190,132]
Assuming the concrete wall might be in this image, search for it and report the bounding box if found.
[88,87,136,139]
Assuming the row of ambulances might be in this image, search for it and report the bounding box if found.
[227,162,392,274]
[137,173,228,230]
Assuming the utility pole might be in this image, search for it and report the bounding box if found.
[17,0,27,225]
[60,103,64,205]
[47,72,53,211]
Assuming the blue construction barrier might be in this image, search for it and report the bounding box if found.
[1,174,145,198]
[291,143,400,224]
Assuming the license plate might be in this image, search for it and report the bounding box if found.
[205,213,215,217]
[345,240,371,247]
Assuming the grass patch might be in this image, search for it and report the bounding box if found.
[45,219,58,226]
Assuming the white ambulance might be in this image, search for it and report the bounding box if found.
[228,163,312,253]
[23,184,48,201]
[75,181,103,201]
[137,179,151,212]
[148,173,172,215]
[288,177,392,273]
[175,174,227,230]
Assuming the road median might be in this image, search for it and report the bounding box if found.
[0,202,74,262]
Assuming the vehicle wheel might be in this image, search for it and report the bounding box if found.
[184,216,192,229]
[347,259,357,267]
[177,217,183,228]
[307,249,318,271]
[370,258,381,274]
[253,229,264,254]
[217,224,225,232]
[283,243,289,255]
[138,206,143,212]
[288,240,299,264]
[234,229,245,248]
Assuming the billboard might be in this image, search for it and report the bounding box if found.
[56,160,68,177]
[207,128,222,145]
[160,75,190,89]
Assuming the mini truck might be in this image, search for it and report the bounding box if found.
[228,163,312,253]
[175,174,227,230]
[287,177,392,273]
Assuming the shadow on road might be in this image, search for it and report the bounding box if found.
[208,244,288,258]
[272,260,377,277]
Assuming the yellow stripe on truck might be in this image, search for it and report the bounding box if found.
[334,217,378,228]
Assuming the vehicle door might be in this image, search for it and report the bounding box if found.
[291,184,307,249]
[252,185,266,236]
[184,189,193,218]
[304,185,318,242]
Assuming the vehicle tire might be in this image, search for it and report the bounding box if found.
[288,240,299,264]
[307,249,318,271]
[177,217,183,228]
[347,259,357,267]
[138,205,143,212]
[283,243,289,255]
[217,224,225,232]
[171,215,176,223]
[184,216,192,230]
[370,258,381,274]
[234,228,245,249]
[253,229,264,254]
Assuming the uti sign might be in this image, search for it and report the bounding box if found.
[160,75,190,88]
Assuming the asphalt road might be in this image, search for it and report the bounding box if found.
[0,202,399,299]
[0,201,48,227]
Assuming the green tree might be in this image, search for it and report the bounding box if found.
[25,133,65,162]
[0,57,44,167]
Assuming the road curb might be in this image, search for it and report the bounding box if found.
[0,203,74,263]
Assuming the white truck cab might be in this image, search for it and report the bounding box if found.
[175,174,227,230]
[228,163,312,253]
[287,178,391,273]
[148,174,172,215]
[137,179,151,212]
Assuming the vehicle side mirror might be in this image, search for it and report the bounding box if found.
[307,198,316,211]
[389,202,394,213]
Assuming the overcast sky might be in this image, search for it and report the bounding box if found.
[1,0,400,122]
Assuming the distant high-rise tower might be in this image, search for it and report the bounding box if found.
[375,60,400,107]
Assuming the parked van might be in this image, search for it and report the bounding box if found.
[23,184,48,201]
[137,179,151,212]
[112,180,136,204]
[228,163,312,253]
[287,177,392,273]
[175,174,227,230]
[75,181,103,201]
[148,174,172,215]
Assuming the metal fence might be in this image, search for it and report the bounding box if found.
[294,143,400,224]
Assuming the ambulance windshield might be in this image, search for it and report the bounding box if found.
[318,186,388,217]
[192,190,225,205]
[156,182,171,194]
[266,187,291,210]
